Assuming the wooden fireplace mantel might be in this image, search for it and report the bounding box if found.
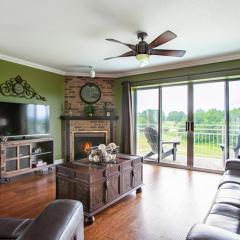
[60,115,119,161]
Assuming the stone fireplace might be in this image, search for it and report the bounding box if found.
[74,131,107,160]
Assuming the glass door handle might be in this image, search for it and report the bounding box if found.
[186,122,194,131]
[190,122,194,132]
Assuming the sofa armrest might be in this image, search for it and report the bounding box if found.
[186,224,240,240]
[18,200,84,240]
[225,159,240,170]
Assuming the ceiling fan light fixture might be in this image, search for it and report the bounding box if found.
[136,54,149,67]
[105,30,186,64]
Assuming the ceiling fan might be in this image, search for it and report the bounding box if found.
[104,30,186,67]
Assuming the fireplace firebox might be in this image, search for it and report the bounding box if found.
[74,131,107,160]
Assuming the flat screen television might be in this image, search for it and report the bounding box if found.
[0,102,50,137]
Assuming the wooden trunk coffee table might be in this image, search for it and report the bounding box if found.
[56,154,143,224]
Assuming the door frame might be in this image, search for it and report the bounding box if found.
[187,83,194,169]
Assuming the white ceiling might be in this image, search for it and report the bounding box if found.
[0,0,240,77]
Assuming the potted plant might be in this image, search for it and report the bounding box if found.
[84,104,95,117]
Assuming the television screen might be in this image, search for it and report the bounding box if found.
[0,102,50,136]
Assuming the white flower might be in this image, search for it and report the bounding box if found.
[93,155,100,162]
[105,154,112,162]
[102,150,107,157]
[108,143,117,150]
[88,154,93,161]
[98,144,106,150]
[91,149,96,155]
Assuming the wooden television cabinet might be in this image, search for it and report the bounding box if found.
[0,137,54,183]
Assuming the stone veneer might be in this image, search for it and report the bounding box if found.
[63,76,116,161]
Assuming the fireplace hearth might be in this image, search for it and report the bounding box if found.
[74,131,107,160]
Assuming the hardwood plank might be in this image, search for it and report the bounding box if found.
[0,165,221,240]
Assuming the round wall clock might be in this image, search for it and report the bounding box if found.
[80,83,101,104]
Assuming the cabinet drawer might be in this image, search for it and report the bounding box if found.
[106,164,120,176]
[107,174,120,202]
[121,160,132,171]
[122,169,133,193]
[57,167,76,180]
[90,180,106,211]
[89,169,105,184]
[133,164,143,187]
[74,183,90,211]
[133,157,143,165]
[56,177,75,199]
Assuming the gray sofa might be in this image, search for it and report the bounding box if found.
[187,159,240,240]
[0,199,84,240]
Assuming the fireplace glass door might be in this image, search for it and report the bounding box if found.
[74,131,107,160]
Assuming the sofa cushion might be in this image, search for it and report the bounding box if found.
[219,170,240,188]
[0,218,32,239]
[219,182,240,191]
[187,223,240,240]
[215,188,240,207]
[205,204,240,233]
[209,203,240,220]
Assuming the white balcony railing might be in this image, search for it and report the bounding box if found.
[136,123,240,159]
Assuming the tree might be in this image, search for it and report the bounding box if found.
[194,109,205,124]
[204,109,224,124]
[137,109,159,125]
[230,108,240,124]
[167,111,186,122]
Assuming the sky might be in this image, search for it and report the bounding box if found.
[137,81,240,115]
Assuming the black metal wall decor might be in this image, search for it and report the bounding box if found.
[0,75,47,101]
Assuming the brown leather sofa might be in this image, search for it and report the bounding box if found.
[187,159,240,240]
[0,199,84,240]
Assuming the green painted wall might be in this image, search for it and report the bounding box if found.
[0,60,64,160]
[114,59,240,144]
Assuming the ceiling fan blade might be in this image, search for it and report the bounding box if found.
[106,38,136,51]
[150,49,186,57]
[148,31,177,49]
[104,51,136,60]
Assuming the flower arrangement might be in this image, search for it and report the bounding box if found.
[88,143,119,163]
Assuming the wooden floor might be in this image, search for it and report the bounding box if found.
[0,164,221,240]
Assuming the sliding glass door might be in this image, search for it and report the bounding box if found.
[193,82,225,171]
[161,85,188,166]
[135,85,188,166]
[134,79,239,171]
[135,88,159,162]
